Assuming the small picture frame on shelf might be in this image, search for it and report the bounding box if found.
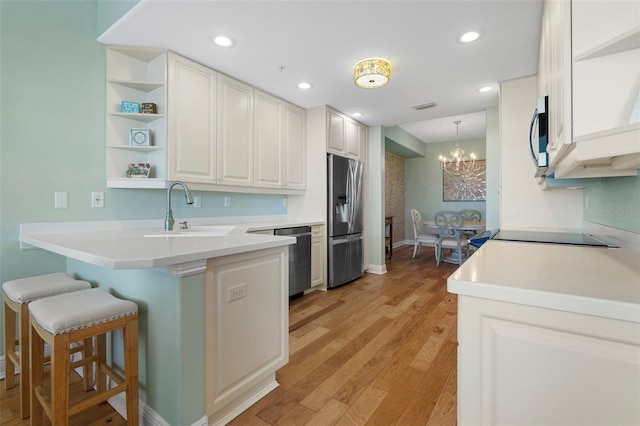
[140,102,157,114]
[121,101,140,113]
[129,128,151,146]
[629,88,640,124]
[126,163,151,178]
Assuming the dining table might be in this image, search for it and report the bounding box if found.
[423,220,486,264]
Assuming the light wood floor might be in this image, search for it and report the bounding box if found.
[230,245,459,426]
[1,245,458,426]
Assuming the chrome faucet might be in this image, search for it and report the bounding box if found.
[164,181,194,231]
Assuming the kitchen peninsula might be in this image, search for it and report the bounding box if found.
[19,217,320,426]
[448,239,640,425]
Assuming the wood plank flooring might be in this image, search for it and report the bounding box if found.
[230,245,459,426]
[1,245,458,426]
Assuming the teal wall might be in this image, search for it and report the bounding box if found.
[0,1,285,422]
[405,138,487,239]
[97,0,139,35]
[384,125,427,158]
[67,259,205,426]
[584,175,640,233]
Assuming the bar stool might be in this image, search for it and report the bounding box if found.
[2,272,91,419]
[29,287,139,425]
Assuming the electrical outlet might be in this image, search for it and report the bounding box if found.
[227,284,246,302]
[54,192,68,209]
[224,196,231,208]
[193,196,202,208]
[91,192,104,208]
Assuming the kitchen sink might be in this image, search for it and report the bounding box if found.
[144,225,235,237]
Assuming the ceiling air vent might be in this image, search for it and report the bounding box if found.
[411,102,436,111]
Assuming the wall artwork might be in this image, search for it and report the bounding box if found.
[443,160,486,201]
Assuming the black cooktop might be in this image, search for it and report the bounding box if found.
[492,230,617,247]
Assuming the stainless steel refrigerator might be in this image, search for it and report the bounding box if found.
[327,153,364,288]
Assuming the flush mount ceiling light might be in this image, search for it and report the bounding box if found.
[354,58,391,89]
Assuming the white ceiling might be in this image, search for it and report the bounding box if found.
[99,0,543,144]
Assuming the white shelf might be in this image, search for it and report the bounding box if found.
[107,178,169,189]
[574,25,640,62]
[108,79,164,92]
[108,112,165,122]
[108,145,164,152]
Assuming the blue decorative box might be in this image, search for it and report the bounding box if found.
[121,101,140,113]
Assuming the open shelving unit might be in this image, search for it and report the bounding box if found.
[106,46,169,188]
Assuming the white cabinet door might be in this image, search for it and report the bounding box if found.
[283,103,306,190]
[217,74,254,187]
[458,295,640,426]
[545,0,572,166]
[168,53,217,183]
[345,117,361,159]
[311,225,324,287]
[327,109,346,154]
[254,90,283,189]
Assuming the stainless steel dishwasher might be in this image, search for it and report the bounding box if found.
[275,226,312,298]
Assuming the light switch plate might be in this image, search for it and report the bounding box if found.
[55,192,68,209]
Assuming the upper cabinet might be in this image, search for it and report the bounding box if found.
[539,0,640,179]
[217,75,254,187]
[106,47,306,193]
[167,52,217,184]
[326,106,367,161]
[253,90,307,190]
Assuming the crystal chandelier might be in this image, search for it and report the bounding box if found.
[438,120,476,173]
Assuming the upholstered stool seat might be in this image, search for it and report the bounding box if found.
[29,287,139,425]
[2,272,91,418]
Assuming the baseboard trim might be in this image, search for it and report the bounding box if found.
[366,264,387,274]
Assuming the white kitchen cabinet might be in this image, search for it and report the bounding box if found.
[310,225,324,288]
[107,46,306,193]
[326,107,367,161]
[204,246,289,425]
[282,102,307,190]
[538,0,640,178]
[457,295,640,425]
[167,52,217,184]
[217,74,254,187]
[538,0,572,166]
[254,91,307,190]
[106,46,168,188]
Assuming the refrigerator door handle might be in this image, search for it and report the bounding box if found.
[331,234,364,245]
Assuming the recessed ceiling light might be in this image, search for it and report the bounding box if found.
[297,82,312,90]
[460,31,480,43]
[213,36,234,47]
[477,86,493,93]
[352,112,363,117]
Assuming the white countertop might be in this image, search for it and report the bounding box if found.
[19,217,324,271]
[447,240,640,323]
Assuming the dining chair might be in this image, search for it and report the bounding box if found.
[459,209,482,222]
[434,210,470,266]
[410,209,438,259]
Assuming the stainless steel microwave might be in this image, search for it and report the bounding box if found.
[529,95,549,177]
